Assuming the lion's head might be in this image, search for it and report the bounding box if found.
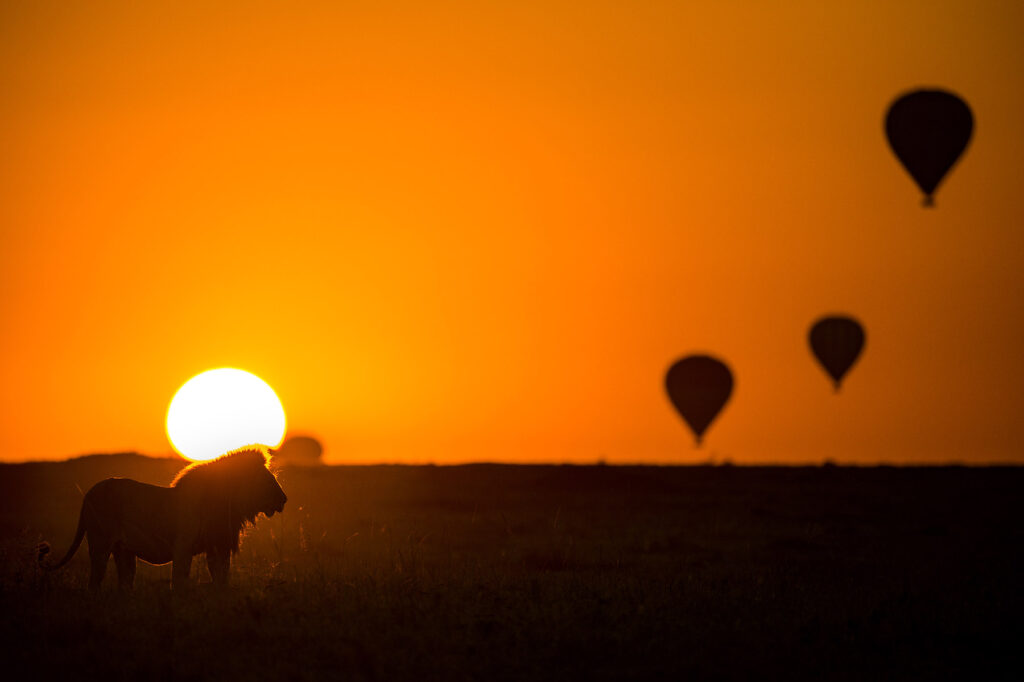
[171,446,287,554]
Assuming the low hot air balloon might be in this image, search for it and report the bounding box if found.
[885,89,973,207]
[665,355,733,447]
[809,316,865,392]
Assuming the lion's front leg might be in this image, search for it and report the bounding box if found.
[171,541,193,590]
[171,498,199,590]
[207,546,230,587]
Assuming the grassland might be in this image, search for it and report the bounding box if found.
[1,456,1021,680]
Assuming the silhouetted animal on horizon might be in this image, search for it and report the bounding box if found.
[38,446,287,590]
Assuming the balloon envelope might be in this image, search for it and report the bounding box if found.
[809,316,865,391]
[885,89,973,206]
[665,355,733,446]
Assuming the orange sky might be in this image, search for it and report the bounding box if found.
[2,1,1023,464]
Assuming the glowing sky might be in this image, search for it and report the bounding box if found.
[2,1,1022,463]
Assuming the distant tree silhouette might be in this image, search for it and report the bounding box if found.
[272,435,324,466]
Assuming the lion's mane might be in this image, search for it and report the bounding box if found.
[172,446,284,555]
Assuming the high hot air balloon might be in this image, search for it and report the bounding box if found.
[809,316,865,392]
[885,89,973,207]
[665,355,733,446]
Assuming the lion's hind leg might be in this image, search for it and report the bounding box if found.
[87,534,113,590]
[113,544,137,590]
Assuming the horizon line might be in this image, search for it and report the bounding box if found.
[1,451,1021,468]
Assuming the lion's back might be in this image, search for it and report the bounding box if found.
[86,477,174,514]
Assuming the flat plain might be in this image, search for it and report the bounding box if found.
[1,456,1021,681]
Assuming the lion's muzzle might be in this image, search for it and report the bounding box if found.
[266,492,287,517]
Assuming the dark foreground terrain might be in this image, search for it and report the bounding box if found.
[1,456,1021,681]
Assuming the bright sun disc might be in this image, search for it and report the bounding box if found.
[166,368,286,461]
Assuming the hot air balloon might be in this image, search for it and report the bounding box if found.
[665,355,733,446]
[885,89,973,207]
[809,316,865,392]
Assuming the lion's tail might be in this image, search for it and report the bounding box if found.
[39,496,88,572]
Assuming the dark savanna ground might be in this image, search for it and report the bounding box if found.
[1,456,1021,681]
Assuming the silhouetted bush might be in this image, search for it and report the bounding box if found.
[272,435,324,467]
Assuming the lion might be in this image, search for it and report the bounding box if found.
[39,446,287,590]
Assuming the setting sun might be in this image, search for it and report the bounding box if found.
[166,368,286,461]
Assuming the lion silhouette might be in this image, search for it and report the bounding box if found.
[39,446,287,589]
